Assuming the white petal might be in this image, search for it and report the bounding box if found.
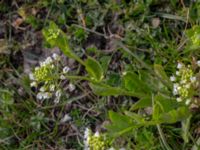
[45,57,53,64]
[197,60,200,66]
[30,81,37,87]
[185,99,191,105]
[170,76,176,82]
[54,98,60,104]
[68,83,75,92]
[60,114,71,123]
[52,53,60,60]
[177,63,183,69]
[94,131,100,137]
[60,75,65,80]
[63,66,70,73]
[50,85,55,91]
[39,86,46,92]
[37,92,44,100]
[176,97,182,102]
[55,90,62,98]
[29,73,35,80]
[43,92,52,99]
[190,76,196,83]
[176,71,180,76]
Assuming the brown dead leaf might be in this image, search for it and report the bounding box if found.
[12,18,24,28]
[0,39,10,54]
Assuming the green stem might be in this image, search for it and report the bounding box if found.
[64,75,92,82]
[118,42,171,90]
[157,124,172,150]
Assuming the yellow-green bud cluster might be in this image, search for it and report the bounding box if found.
[46,28,60,42]
[34,64,53,82]
[171,62,198,105]
[84,128,110,150]
[191,31,200,46]
[88,135,110,150]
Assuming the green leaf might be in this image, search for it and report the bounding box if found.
[0,89,14,106]
[122,71,151,94]
[90,83,125,96]
[153,94,178,121]
[130,96,152,111]
[106,73,121,87]
[90,82,143,97]
[85,56,104,82]
[158,107,190,124]
[156,94,177,112]
[100,56,111,74]
[124,111,146,124]
[106,111,135,137]
[152,95,189,124]
[181,116,192,144]
[154,64,170,83]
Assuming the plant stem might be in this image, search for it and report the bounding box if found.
[157,124,172,150]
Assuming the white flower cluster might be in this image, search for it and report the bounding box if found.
[83,128,108,150]
[84,128,91,150]
[29,53,76,103]
[83,128,125,150]
[170,62,199,105]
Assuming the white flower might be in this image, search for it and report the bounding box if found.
[54,98,60,104]
[180,79,187,84]
[54,90,62,104]
[177,63,183,69]
[35,67,39,71]
[173,83,179,89]
[63,66,70,73]
[119,148,126,150]
[45,57,53,64]
[55,90,62,98]
[197,60,200,66]
[60,114,71,123]
[122,72,127,76]
[84,128,91,150]
[176,71,180,76]
[173,83,179,95]
[39,61,45,67]
[43,92,52,99]
[60,75,65,80]
[68,83,75,92]
[39,86,46,92]
[185,83,191,89]
[51,64,55,68]
[177,86,181,90]
[36,92,44,100]
[190,76,196,83]
[50,85,55,91]
[52,53,60,60]
[176,97,182,102]
[170,76,176,82]
[173,87,178,95]
[84,128,90,140]
[185,99,191,105]
[30,81,37,87]
[94,131,100,137]
[108,148,115,150]
[29,73,35,80]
